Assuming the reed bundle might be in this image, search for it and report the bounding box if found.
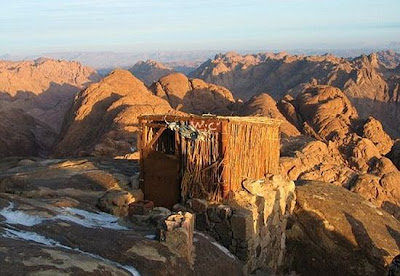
[227,122,280,192]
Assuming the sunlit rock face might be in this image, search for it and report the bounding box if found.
[0,58,100,132]
[191,51,400,137]
[0,58,100,157]
[285,181,400,276]
[53,69,174,158]
[129,59,175,86]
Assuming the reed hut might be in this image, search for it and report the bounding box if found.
[138,114,281,208]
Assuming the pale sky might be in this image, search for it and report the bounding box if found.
[0,0,399,54]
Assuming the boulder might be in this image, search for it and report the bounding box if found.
[361,117,393,155]
[236,93,301,137]
[157,212,195,264]
[97,189,144,217]
[388,140,400,170]
[277,94,303,130]
[296,85,358,142]
[285,181,400,276]
[351,171,400,220]
[349,137,382,173]
[149,72,235,115]
[280,137,355,187]
[53,69,174,158]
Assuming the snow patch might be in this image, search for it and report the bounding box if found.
[2,227,140,276]
[145,234,156,240]
[55,208,128,230]
[0,203,44,226]
[0,203,127,230]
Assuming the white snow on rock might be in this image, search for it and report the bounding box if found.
[2,227,140,276]
[0,203,127,230]
[0,203,44,226]
[55,207,128,230]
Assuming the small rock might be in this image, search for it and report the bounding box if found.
[130,175,140,189]
[188,198,208,213]
[17,159,36,166]
[129,200,154,216]
[173,203,189,212]
[207,206,222,223]
[97,189,143,217]
[196,212,211,231]
[113,173,130,187]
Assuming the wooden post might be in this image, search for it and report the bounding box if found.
[139,118,147,191]
[221,120,230,198]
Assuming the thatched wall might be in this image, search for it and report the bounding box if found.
[138,115,281,204]
[227,121,280,192]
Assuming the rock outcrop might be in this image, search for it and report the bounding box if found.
[377,50,400,69]
[53,69,174,158]
[279,85,400,219]
[149,73,235,115]
[295,85,358,141]
[360,117,393,155]
[129,59,175,86]
[0,58,100,158]
[285,181,400,276]
[280,137,355,187]
[236,93,300,137]
[191,51,400,137]
[0,58,100,132]
[0,108,56,158]
[174,175,296,274]
[388,140,400,170]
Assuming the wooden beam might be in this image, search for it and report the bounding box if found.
[145,123,167,129]
[221,121,230,198]
[139,118,147,191]
[145,127,166,150]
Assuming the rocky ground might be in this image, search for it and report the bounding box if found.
[0,158,243,276]
[286,180,400,275]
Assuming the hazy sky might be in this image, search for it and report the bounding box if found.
[0,0,399,54]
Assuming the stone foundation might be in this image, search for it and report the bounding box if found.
[175,175,296,274]
[157,212,195,266]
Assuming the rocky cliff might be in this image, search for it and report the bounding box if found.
[0,109,56,158]
[149,72,235,115]
[377,50,400,69]
[191,51,400,137]
[53,69,174,158]
[0,58,100,132]
[129,59,175,86]
[279,85,400,221]
[235,93,301,137]
[0,58,100,157]
[54,70,240,158]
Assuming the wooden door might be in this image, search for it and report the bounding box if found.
[142,150,180,209]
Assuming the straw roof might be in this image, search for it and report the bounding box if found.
[138,114,282,127]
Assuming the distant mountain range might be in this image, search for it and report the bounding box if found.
[2,46,400,71]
